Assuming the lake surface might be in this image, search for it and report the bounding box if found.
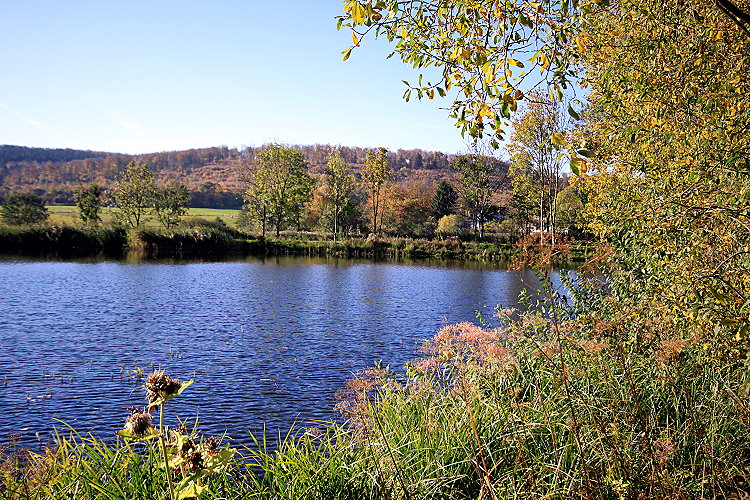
[0,256,550,448]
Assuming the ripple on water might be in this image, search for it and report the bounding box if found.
[0,257,549,447]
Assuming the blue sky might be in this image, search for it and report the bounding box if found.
[0,1,470,155]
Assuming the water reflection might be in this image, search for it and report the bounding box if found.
[0,256,554,448]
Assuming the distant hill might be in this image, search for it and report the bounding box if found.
[0,144,508,208]
[0,145,109,164]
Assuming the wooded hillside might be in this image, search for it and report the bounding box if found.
[0,144,507,208]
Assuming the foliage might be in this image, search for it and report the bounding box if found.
[74,183,103,224]
[111,161,157,228]
[361,147,391,234]
[436,214,465,237]
[577,0,750,353]
[507,92,569,243]
[154,181,190,229]
[0,193,48,225]
[452,145,502,239]
[431,180,457,220]
[243,144,314,237]
[383,181,434,237]
[338,0,588,144]
[555,185,584,236]
[322,149,358,239]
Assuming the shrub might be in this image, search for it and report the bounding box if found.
[436,214,465,237]
[1,194,48,226]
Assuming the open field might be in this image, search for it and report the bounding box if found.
[46,205,242,227]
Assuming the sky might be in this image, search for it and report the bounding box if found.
[0,1,472,156]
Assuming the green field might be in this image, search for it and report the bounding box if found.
[46,205,241,227]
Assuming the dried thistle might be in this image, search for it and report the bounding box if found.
[125,408,153,436]
[184,452,204,472]
[144,369,182,404]
[203,436,220,453]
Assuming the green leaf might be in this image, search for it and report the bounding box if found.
[576,149,595,158]
[176,479,207,500]
[570,155,581,176]
[203,448,238,474]
[148,379,194,408]
[567,104,580,121]
[341,47,353,61]
[116,426,160,441]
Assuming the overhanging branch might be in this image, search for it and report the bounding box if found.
[715,0,750,38]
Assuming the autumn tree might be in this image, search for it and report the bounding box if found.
[385,182,433,237]
[243,144,313,237]
[74,183,103,224]
[361,147,390,234]
[1,193,48,225]
[154,181,190,229]
[576,0,750,349]
[322,149,357,240]
[507,92,569,244]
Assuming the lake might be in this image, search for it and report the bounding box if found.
[0,256,551,448]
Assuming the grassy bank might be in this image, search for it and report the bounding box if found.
[0,221,592,265]
[0,225,127,257]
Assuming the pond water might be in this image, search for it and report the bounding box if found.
[0,256,552,448]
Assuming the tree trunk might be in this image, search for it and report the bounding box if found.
[261,206,266,239]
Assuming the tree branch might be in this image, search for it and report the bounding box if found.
[715,0,750,39]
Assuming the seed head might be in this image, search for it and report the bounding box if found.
[185,451,204,472]
[204,436,220,453]
[125,408,153,436]
[144,370,182,403]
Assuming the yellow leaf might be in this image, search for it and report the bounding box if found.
[540,52,549,70]
[352,31,360,46]
[351,3,365,23]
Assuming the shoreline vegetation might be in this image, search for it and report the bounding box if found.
[0,217,592,267]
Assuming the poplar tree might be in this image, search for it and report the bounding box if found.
[323,149,356,240]
[361,147,390,234]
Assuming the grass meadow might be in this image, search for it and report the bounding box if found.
[46,206,242,228]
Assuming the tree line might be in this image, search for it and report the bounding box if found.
[1,135,584,243]
[0,144,458,210]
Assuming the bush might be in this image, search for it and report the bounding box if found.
[1,194,48,225]
[436,214,466,237]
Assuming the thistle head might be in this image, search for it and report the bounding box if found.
[125,408,153,436]
[144,369,182,404]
